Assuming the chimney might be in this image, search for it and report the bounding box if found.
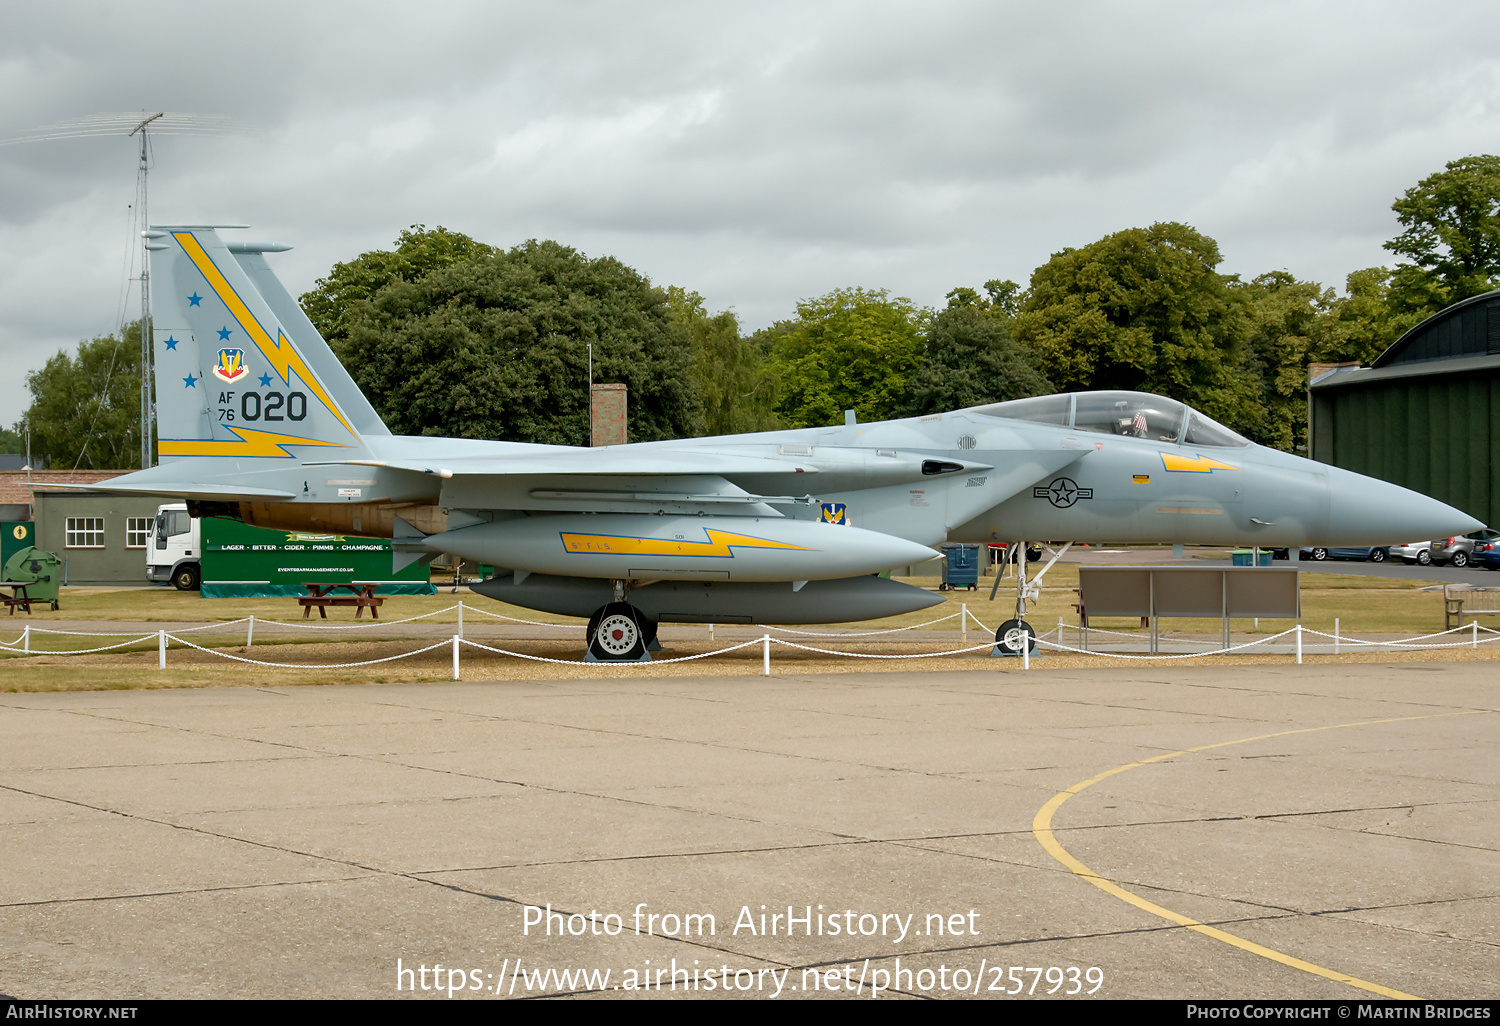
[590,383,627,446]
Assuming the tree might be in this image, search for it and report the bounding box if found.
[759,287,925,428]
[1385,155,1500,306]
[897,306,1051,417]
[301,226,498,348]
[944,279,1022,317]
[330,239,704,445]
[18,323,144,470]
[1011,222,1257,433]
[1233,272,1348,452]
[665,288,780,436]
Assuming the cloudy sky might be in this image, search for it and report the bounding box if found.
[3,1,1498,430]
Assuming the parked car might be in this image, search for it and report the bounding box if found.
[1389,541,1435,566]
[1466,536,1500,570]
[1434,530,1500,568]
[1300,546,1389,562]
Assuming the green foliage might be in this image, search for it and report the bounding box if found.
[665,288,780,436]
[897,306,1051,417]
[761,287,925,428]
[1385,155,1500,305]
[1325,267,1427,366]
[945,279,1022,317]
[1012,223,1257,433]
[1234,272,1348,451]
[18,323,144,470]
[329,238,703,445]
[301,226,498,348]
[0,425,22,455]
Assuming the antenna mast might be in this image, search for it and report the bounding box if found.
[130,112,163,470]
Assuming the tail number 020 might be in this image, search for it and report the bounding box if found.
[240,391,308,422]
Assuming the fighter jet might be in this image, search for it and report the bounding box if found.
[88,226,1483,659]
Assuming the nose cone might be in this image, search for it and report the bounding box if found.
[1322,466,1484,544]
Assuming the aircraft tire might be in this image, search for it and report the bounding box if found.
[995,618,1036,655]
[588,602,649,661]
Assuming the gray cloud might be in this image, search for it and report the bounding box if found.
[3,0,1499,438]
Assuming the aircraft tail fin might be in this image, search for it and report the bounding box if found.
[147,226,385,464]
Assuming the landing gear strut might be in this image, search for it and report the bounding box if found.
[992,540,1036,656]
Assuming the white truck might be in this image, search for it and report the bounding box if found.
[146,502,201,590]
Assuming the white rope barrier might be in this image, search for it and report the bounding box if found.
[457,636,767,667]
[771,638,999,659]
[9,611,1500,674]
[165,634,455,669]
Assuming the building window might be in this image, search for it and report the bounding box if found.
[65,517,106,549]
[126,517,151,549]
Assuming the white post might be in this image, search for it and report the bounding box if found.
[1295,625,1302,665]
[762,634,770,676]
[158,629,166,669]
[452,635,460,680]
[961,603,967,643]
[22,624,29,654]
[458,600,464,640]
[1473,620,1479,649]
[1022,635,1030,670]
[709,623,715,640]
[247,614,254,648]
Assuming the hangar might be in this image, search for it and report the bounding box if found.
[1310,289,1500,529]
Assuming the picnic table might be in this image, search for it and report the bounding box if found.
[298,583,384,619]
[1,581,31,615]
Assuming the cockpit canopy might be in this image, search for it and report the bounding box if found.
[971,391,1250,447]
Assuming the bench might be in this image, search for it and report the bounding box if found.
[298,583,384,619]
[1,582,31,615]
[1442,585,1500,629]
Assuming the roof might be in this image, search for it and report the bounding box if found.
[1370,289,1500,369]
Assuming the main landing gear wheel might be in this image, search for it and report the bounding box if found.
[586,602,651,662]
[993,618,1036,656]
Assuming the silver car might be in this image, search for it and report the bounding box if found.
[1389,541,1435,566]
[1434,530,1500,568]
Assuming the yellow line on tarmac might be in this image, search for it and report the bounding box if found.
[1032,710,1488,1000]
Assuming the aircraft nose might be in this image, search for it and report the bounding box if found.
[1322,465,1484,543]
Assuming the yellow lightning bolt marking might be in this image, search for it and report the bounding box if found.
[159,427,345,459]
[174,231,357,440]
[1160,451,1239,473]
[560,529,812,557]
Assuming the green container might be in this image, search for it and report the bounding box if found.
[4,546,62,608]
[199,518,436,598]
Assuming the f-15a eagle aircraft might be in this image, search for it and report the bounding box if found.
[89,226,1481,659]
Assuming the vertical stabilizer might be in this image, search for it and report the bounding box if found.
[147,226,371,463]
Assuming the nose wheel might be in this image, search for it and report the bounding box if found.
[992,618,1036,657]
[586,602,654,662]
